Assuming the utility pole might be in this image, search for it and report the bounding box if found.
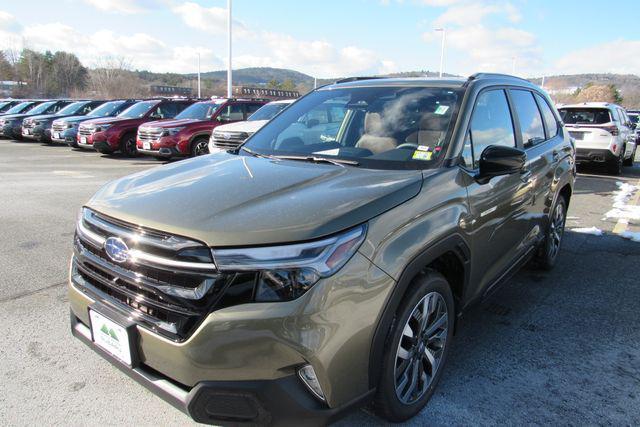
[541,75,546,89]
[511,56,517,75]
[227,0,232,98]
[197,52,201,98]
[435,28,446,78]
[314,77,317,89]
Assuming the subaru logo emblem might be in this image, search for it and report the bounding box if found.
[104,237,129,263]
[223,133,231,140]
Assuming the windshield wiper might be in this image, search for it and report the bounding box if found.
[240,146,275,159]
[273,155,360,167]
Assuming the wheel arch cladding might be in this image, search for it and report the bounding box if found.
[368,234,470,389]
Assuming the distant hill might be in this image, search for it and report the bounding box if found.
[190,67,315,86]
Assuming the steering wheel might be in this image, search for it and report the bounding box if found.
[396,143,418,150]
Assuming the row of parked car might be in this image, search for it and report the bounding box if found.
[0,97,295,160]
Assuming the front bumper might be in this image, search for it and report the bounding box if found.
[575,148,617,163]
[69,250,393,424]
[51,129,78,145]
[22,126,49,141]
[1,123,21,138]
[137,136,187,158]
[71,311,370,425]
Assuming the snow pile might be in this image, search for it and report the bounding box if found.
[571,227,604,236]
[620,231,640,243]
[604,181,640,222]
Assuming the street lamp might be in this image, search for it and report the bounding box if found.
[434,28,446,78]
[227,0,232,98]
[197,51,201,98]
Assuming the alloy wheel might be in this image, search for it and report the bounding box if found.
[394,292,449,405]
[548,201,565,260]
[192,139,209,156]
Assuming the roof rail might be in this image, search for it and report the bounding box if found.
[467,73,531,84]
[335,76,385,84]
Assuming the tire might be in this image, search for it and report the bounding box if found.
[607,151,623,175]
[535,195,567,270]
[623,146,636,166]
[373,271,454,422]
[119,132,138,157]
[190,136,210,157]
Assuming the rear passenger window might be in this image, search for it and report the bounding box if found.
[245,104,262,118]
[510,90,545,147]
[464,89,516,168]
[534,93,558,139]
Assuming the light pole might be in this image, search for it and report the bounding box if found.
[435,28,446,78]
[197,52,201,98]
[227,0,232,98]
[511,56,517,75]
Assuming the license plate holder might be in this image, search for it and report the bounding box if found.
[88,303,139,368]
[53,132,60,139]
[143,141,151,150]
[80,136,87,144]
[569,131,584,140]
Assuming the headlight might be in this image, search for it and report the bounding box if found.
[95,124,112,132]
[163,127,185,136]
[212,224,367,302]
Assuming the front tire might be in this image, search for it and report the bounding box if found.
[373,271,454,422]
[119,132,138,157]
[190,136,209,157]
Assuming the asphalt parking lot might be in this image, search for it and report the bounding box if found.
[1,139,639,426]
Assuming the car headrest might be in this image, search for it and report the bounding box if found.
[364,112,385,136]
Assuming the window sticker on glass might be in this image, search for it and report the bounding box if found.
[314,148,340,156]
[434,105,449,115]
[417,145,430,151]
[412,150,433,160]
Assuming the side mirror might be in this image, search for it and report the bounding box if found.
[477,145,526,180]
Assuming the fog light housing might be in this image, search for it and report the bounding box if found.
[298,364,325,402]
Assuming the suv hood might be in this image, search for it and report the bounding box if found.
[87,152,423,246]
[26,113,67,122]
[215,120,268,134]
[83,116,145,126]
[56,115,95,124]
[141,118,203,129]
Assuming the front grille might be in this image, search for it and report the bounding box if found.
[72,208,248,341]
[213,131,250,150]
[78,125,94,137]
[52,122,67,132]
[22,121,36,130]
[138,127,163,142]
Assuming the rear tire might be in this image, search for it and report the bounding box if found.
[373,271,454,422]
[119,132,138,157]
[623,146,636,166]
[535,196,567,270]
[607,151,623,175]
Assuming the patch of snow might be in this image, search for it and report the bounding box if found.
[604,181,640,222]
[620,231,640,243]
[571,227,604,236]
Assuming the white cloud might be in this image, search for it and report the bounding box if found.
[555,39,640,75]
[171,2,247,37]
[83,0,156,14]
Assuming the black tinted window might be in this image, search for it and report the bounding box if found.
[510,90,545,147]
[534,93,558,138]
[245,103,263,117]
[219,104,244,121]
[465,89,516,168]
[559,108,611,124]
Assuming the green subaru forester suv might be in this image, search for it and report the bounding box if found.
[69,74,575,425]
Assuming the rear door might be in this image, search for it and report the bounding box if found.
[508,89,556,237]
[462,88,535,297]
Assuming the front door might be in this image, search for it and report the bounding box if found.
[460,89,535,300]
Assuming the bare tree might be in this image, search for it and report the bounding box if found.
[87,57,148,98]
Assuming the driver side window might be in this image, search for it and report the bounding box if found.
[463,89,516,169]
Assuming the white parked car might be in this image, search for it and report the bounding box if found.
[558,102,636,174]
[208,99,295,152]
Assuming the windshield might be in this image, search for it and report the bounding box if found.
[0,101,12,110]
[6,102,36,114]
[118,101,157,118]
[88,101,125,117]
[559,108,611,124]
[28,101,57,115]
[629,113,638,124]
[248,103,290,121]
[243,86,461,170]
[175,102,221,120]
[56,101,87,116]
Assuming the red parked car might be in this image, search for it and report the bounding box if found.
[77,98,195,156]
[137,98,267,159]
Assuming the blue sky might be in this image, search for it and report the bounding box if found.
[0,0,638,78]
